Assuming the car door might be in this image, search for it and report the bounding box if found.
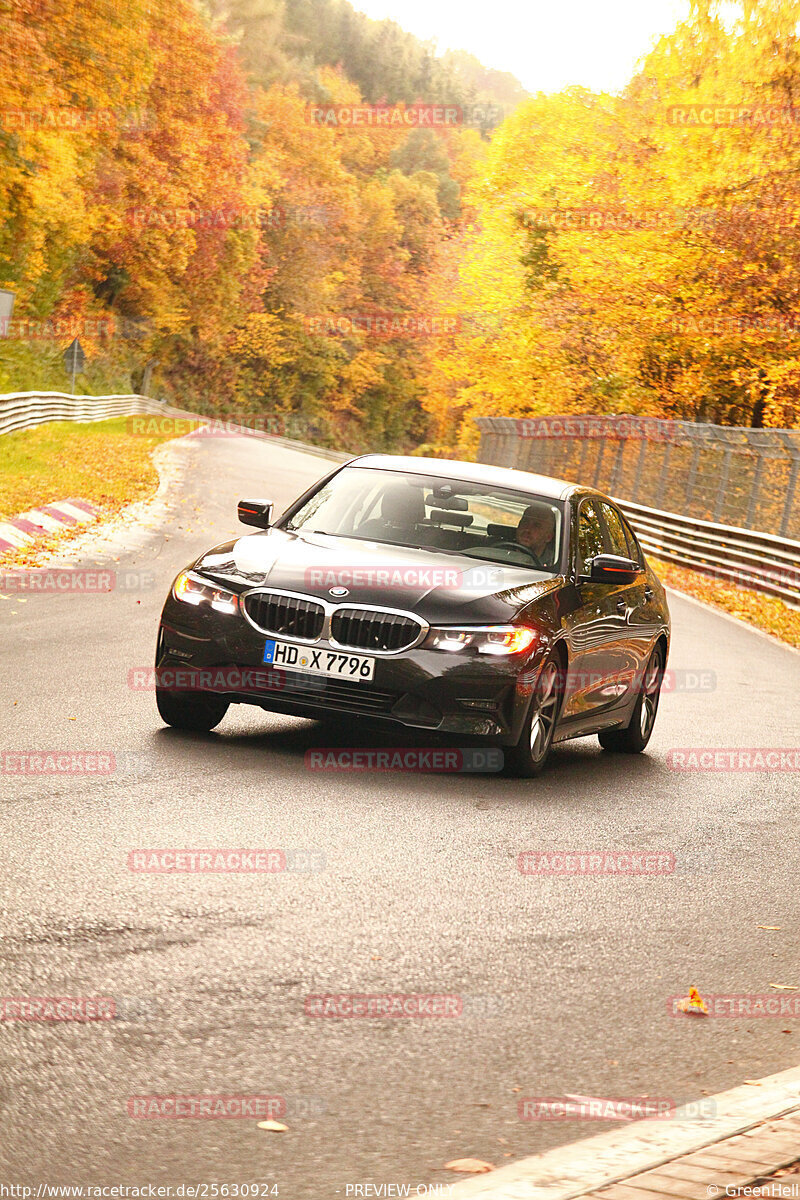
[598,500,650,699]
[560,497,632,721]
[617,505,663,672]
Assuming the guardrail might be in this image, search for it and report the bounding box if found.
[614,499,800,606]
[0,391,189,437]
[5,394,797,604]
[476,416,800,606]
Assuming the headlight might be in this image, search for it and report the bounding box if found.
[173,571,239,615]
[424,624,537,656]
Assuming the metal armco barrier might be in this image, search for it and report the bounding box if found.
[0,391,190,437]
[615,499,800,606]
[476,415,800,605]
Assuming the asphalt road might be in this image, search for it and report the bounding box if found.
[1,434,799,1197]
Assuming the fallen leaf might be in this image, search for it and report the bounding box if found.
[443,1160,495,1175]
[256,1120,288,1132]
[677,986,709,1015]
[769,984,799,990]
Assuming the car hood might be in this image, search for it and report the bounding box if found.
[195,528,563,624]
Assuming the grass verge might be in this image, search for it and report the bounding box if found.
[0,416,193,566]
[651,555,800,650]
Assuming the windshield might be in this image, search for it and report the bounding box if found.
[282,467,563,571]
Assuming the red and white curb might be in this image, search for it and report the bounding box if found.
[0,498,99,554]
[447,1065,800,1198]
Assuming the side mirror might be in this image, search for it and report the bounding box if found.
[581,554,640,585]
[238,499,273,529]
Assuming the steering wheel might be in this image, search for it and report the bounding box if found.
[489,540,545,569]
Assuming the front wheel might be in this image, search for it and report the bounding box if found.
[505,655,564,778]
[156,686,229,732]
[598,644,664,754]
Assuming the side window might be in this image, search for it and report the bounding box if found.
[577,500,605,574]
[619,514,643,565]
[600,503,631,559]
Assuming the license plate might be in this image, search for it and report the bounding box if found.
[262,639,375,681]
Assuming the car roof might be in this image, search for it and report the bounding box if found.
[348,453,583,502]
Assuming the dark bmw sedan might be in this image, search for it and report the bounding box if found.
[155,455,670,775]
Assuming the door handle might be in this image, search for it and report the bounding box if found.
[644,587,654,601]
[616,599,627,614]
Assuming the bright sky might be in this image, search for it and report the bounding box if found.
[352,0,692,95]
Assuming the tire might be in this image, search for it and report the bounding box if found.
[156,686,229,732]
[505,654,564,778]
[598,643,664,754]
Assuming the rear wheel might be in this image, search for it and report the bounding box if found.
[505,655,564,778]
[156,686,229,732]
[598,644,664,754]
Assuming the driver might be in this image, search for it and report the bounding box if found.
[516,505,556,563]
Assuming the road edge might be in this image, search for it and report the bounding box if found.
[665,584,800,656]
[445,1065,800,1198]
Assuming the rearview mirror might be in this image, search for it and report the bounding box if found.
[581,554,640,585]
[238,499,273,529]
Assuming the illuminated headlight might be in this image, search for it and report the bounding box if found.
[424,625,537,656]
[173,571,239,615]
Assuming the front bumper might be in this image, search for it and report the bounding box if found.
[157,594,544,744]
